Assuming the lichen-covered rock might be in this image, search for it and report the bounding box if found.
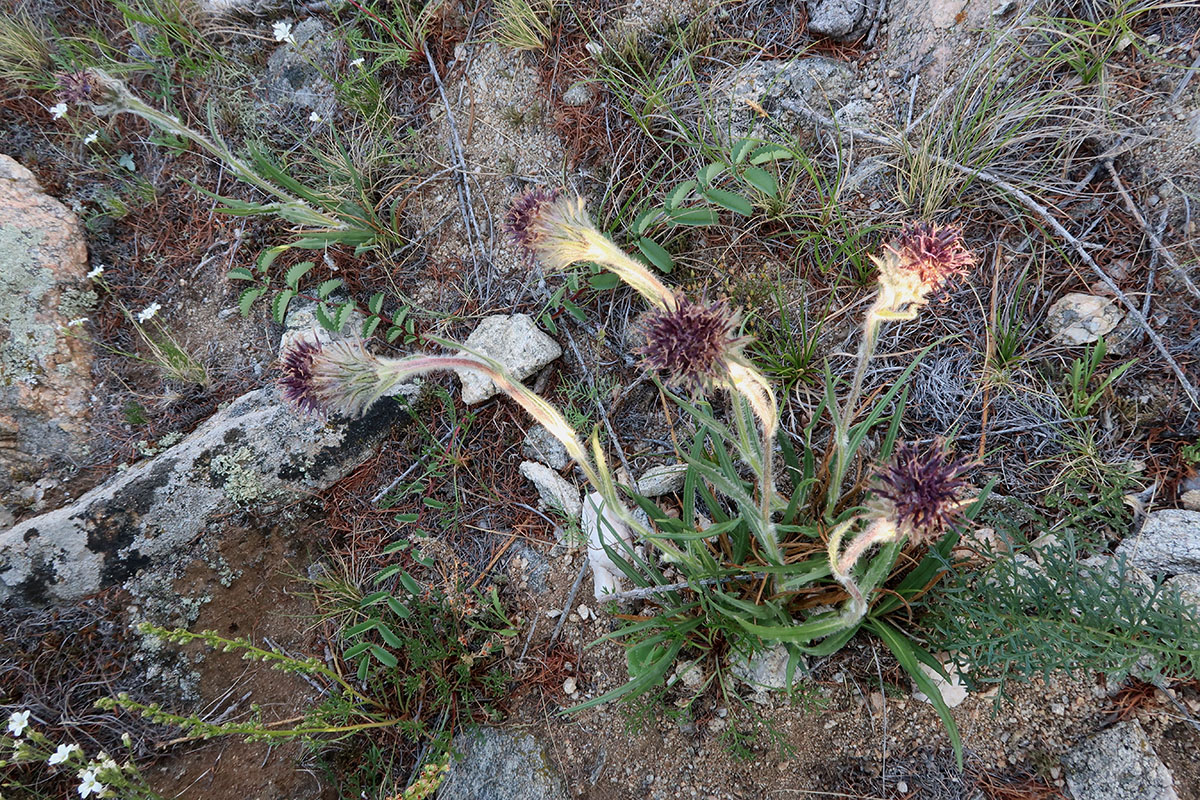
[730,643,806,702]
[636,464,687,497]
[454,314,562,405]
[438,727,568,800]
[1115,509,1200,576]
[0,386,409,607]
[522,424,570,471]
[261,19,340,120]
[1045,292,1124,345]
[1062,721,1179,800]
[805,0,879,40]
[519,460,581,520]
[0,155,94,515]
[711,57,860,143]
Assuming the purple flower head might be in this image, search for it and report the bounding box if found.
[637,296,747,391]
[280,338,323,414]
[890,222,974,291]
[874,441,973,543]
[56,70,99,104]
[504,187,562,257]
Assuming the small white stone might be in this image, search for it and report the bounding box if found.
[1045,293,1124,345]
[519,460,582,520]
[912,658,969,708]
[563,677,577,695]
[454,314,561,405]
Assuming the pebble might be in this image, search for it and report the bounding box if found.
[563,677,577,695]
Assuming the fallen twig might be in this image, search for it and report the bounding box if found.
[1105,161,1199,301]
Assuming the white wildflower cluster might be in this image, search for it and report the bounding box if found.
[135,302,161,323]
[4,710,130,798]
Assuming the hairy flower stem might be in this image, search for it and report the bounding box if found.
[826,516,898,625]
[728,364,781,564]
[84,69,343,230]
[381,344,690,566]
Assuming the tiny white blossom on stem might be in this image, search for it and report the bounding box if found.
[49,743,83,765]
[50,102,68,119]
[6,710,31,737]
[77,768,106,798]
[136,302,161,323]
[308,111,322,123]
[83,131,99,145]
[350,57,364,67]
[272,21,295,44]
[67,317,89,327]
[86,264,104,280]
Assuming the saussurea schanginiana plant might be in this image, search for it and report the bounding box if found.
[505,191,983,762]
[274,189,981,762]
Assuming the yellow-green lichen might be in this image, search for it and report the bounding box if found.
[209,446,268,505]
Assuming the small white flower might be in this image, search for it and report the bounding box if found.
[272,21,294,43]
[50,102,68,119]
[66,317,89,328]
[83,130,99,146]
[350,57,364,68]
[308,111,322,123]
[86,264,104,280]
[77,768,106,798]
[6,711,30,737]
[49,743,82,765]
[135,302,161,323]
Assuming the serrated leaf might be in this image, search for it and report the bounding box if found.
[369,645,398,668]
[314,303,337,331]
[393,307,409,325]
[588,273,622,290]
[562,298,586,322]
[344,620,377,638]
[731,137,755,164]
[664,180,697,209]
[343,642,371,660]
[698,162,724,188]
[362,316,381,338]
[356,656,369,681]
[637,237,674,273]
[369,292,385,314]
[749,144,793,164]
[702,187,754,216]
[238,287,266,317]
[333,301,356,332]
[316,278,343,300]
[258,246,287,272]
[271,289,295,324]
[386,325,403,343]
[374,563,404,582]
[385,596,411,618]
[375,623,404,649]
[632,208,659,236]
[740,166,779,197]
[360,590,390,607]
[227,267,256,282]
[666,207,720,227]
[284,260,314,290]
[399,572,422,595]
